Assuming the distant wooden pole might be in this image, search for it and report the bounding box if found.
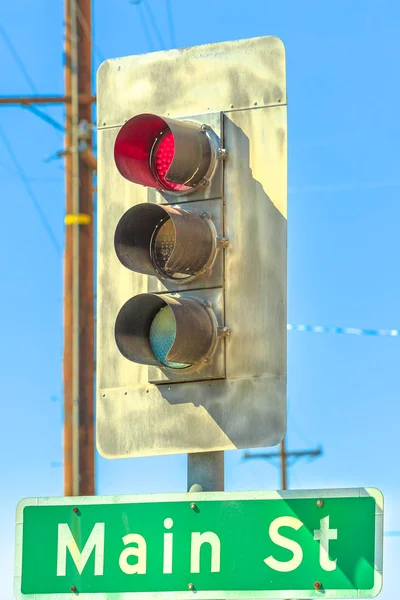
[280,438,288,490]
[243,441,322,491]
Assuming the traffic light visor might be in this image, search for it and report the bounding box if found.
[115,294,217,369]
[114,113,213,193]
[114,203,217,281]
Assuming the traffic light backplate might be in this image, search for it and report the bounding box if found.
[97,36,287,458]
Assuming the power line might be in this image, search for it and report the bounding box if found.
[287,324,400,337]
[0,22,37,92]
[289,181,400,194]
[0,160,63,183]
[21,105,65,132]
[142,0,167,49]
[0,22,64,132]
[133,1,155,52]
[0,126,61,255]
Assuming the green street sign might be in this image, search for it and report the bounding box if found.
[14,489,383,599]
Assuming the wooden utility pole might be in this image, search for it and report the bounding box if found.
[63,0,95,496]
[0,4,96,494]
[244,438,322,490]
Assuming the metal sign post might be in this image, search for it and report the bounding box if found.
[188,451,224,492]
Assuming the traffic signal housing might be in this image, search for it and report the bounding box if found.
[97,36,287,457]
[114,113,217,193]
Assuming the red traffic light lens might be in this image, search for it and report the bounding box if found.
[114,113,213,194]
[151,130,190,193]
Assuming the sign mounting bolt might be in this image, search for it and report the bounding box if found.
[190,502,197,510]
[188,583,195,591]
[316,499,324,508]
[70,585,78,593]
[314,581,322,591]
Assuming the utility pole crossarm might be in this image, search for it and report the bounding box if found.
[243,440,323,490]
[0,94,96,105]
[244,447,323,460]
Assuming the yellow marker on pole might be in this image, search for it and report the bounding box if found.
[65,213,91,225]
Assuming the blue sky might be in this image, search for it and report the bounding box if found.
[1,0,399,598]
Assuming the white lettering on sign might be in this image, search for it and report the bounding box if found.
[190,532,221,573]
[57,522,105,576]
[264,516,303,572]
[55,511,340,580]
[314,516,338,571]
[163,518,174,574]
[119,534,147,575]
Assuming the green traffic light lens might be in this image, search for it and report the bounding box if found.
[149,306,190,369]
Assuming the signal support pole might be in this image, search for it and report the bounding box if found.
[188,452,224,493]
[244,439,322,490]
[280,438,288,490]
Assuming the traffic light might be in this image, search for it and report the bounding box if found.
[112,113,226,377]
[113,113,217,193]
[96,35,287,458]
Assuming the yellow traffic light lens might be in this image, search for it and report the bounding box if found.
[149,306,190,368]
[151,217,190,280]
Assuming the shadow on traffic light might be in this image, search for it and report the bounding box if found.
[152,115,287,448]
